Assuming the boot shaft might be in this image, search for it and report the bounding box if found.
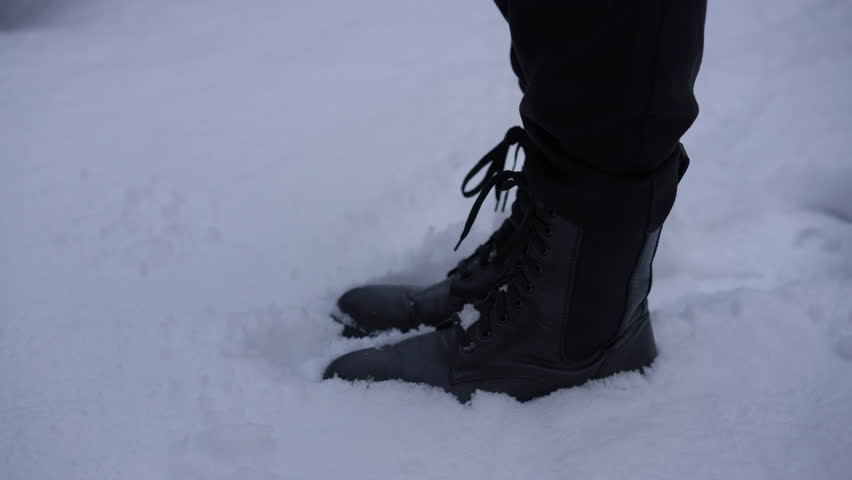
[455,194,661,367]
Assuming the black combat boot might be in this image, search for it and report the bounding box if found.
[324,169,663,402]
[334,127,532,337]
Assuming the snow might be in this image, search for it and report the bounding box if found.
[2,0,851,479]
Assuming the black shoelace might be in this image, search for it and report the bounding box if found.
[448,127,530,279]
[447,194,528,279]
[460,126,529,210]
[453,170,554,352]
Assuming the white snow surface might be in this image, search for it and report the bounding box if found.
[2,1,852,479]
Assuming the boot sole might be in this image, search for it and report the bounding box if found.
[448,314,658,402]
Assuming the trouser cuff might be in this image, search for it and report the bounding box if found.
[523,145,689,233]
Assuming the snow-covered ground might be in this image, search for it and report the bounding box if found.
[2,1,852,478]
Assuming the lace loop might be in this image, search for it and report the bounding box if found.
[460,126,528,212]
[454,170,526,251]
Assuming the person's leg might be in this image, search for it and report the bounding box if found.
[325,0,707,401]
[495,1,527,94]
[501,0,706,233]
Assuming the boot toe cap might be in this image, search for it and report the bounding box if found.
[337,285,416,333]
[323,346,399,382]
[323,328,460,389]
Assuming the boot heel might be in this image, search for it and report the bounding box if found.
[595,316,657,379]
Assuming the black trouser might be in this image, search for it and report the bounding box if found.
[496,0,707,233]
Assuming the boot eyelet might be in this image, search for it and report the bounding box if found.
[513,299,522,309]
[542,247,551,257]
[479,329,492,341]
[534,263,543,273]
[526,283,535,293]
[461,341,477,354]
[498,312,509,323]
